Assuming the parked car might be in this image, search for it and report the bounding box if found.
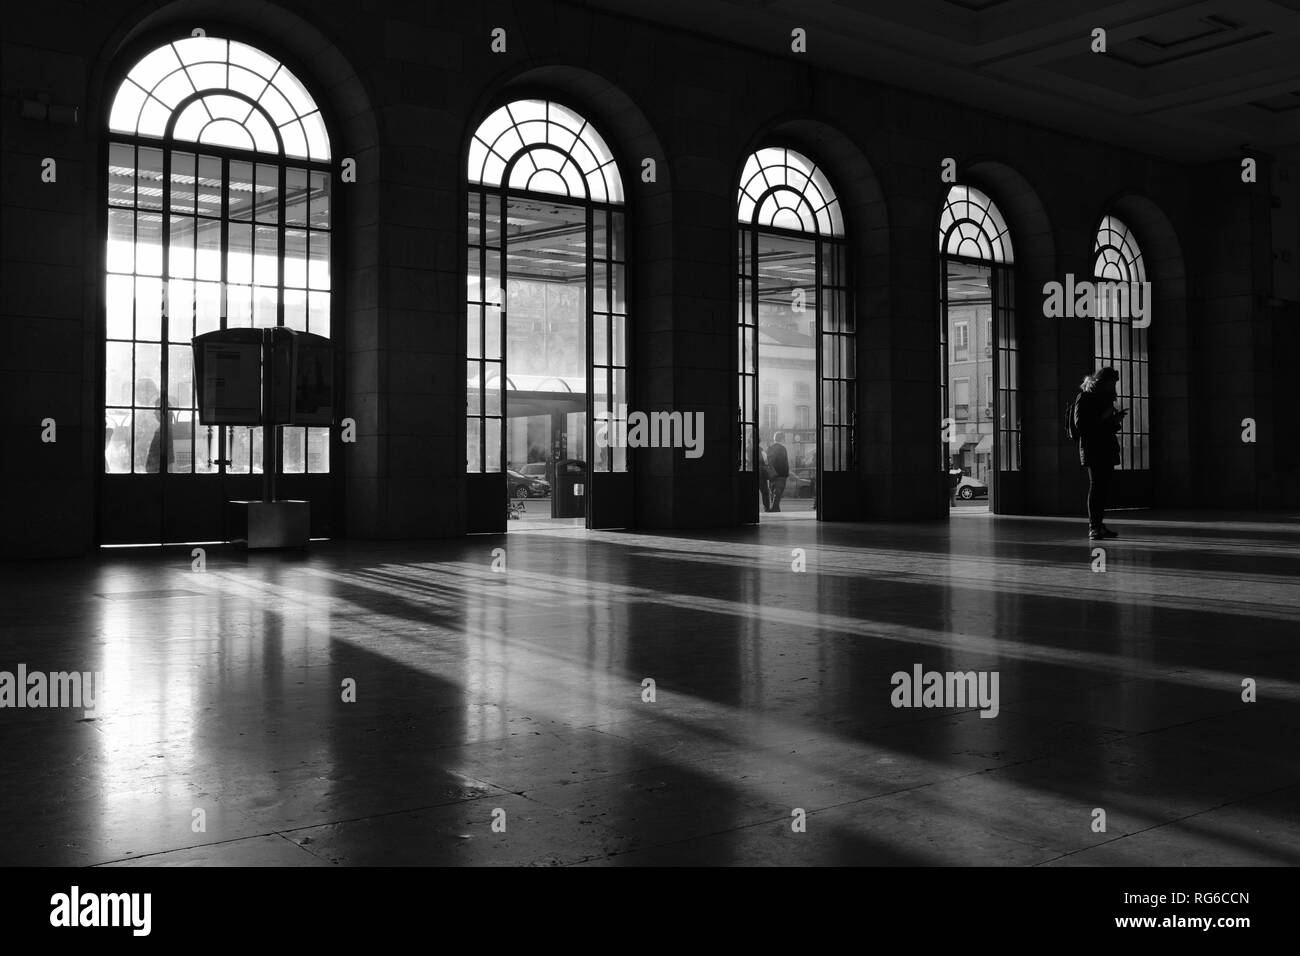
[507,470,551,499]
[519,462,548,479]
[954,474,988,499]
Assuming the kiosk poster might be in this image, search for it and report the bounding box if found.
[194,334,262,425]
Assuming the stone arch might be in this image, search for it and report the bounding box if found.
[89,1,380,537]
[464,65,674,527]
[738,115,891,521]
[937,159,1055,513]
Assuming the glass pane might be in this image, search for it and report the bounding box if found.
[136,148,164,210]
[197,155,222,218]
[309,291,330,336]
[467,308,481,359]
[250,427,264,474]
[132,408,164,473]
[284,288,307,330]
[228,223,252,283]
[467,247,481,301]
[229,161,254,220]
[168,279,194,341]
[195,281,222,335]
[170,152,196,214]
[254,287,278,328]
[467,361,481,415]
[467,191,481,246]
[108,143,134,207]
[309,171,330,228]
[483,361,502,415]
[594,315,608,367]
[104,409,131,473]
[466,420,481,473]
[196,218,221,280]
[136,277,163,341]
[282,427,306,474]
[592,210,607,260]
[255,164,279,223]
[611,211,625,261]
[307,427,329,473]
[593,263,608,313]
[169,215,195,279]
[255,225,278,286]
[611,261,625,314]
[227,426,251,474]
[133,343,161,405]
[106,342,132,405]
[484,306,501,361]
[612,367,627,455]
[483,194,502,248]
[484,418,501,472]
[135,212,163,275]
[611,314,627,367]
[285,168,309,226]
[228,284,252,327]
[484,248,501,309]
[106,275,133,338]
[167,343,193,409]
[193,425,217,474]
[309,232,329,290]
[823,336,838,380]
[168,410,194,473]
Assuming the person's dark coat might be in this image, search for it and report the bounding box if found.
[1076,389,1121,468]
[767,442,790,478]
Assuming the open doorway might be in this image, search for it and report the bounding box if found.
[943,259,993,514]
[736,147,853,525]
[502,198,588,528]
[937,184,1018,516]
[465,99,630,534]
[755,231,818,520]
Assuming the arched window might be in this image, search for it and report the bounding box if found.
[103,37,333,540]
[938,185,1017,501]
[939,185,1013,263]
[737,147,843,236]
[465,100,627,526]
[737,147,852,520]
[1093,215,1149,469]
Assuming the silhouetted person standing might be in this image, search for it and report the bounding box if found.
[1073,366,1125,540]
[768,433,790,513]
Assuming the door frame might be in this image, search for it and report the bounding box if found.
[938,254,1015,514]
[740,223,853,522]
[466,187,631,532]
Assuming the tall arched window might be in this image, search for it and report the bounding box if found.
[103,36,333,541]
[737,147,852,520]
[938,185,1017,507]
[1093,215,1149,469]
[465,99,627,528]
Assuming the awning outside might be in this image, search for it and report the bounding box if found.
[974,434,994,454]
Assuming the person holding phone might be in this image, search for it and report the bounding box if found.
[1073,366,1125,540]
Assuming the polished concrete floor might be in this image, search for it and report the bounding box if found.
[1,511,1298,866]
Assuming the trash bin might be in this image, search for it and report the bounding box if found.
[552,459,587,518]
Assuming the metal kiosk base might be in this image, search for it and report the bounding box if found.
[228,500,310,550]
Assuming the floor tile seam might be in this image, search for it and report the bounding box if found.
[1031,780,1300,866]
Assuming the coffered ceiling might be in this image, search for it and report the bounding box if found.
[579,0,1300,163]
